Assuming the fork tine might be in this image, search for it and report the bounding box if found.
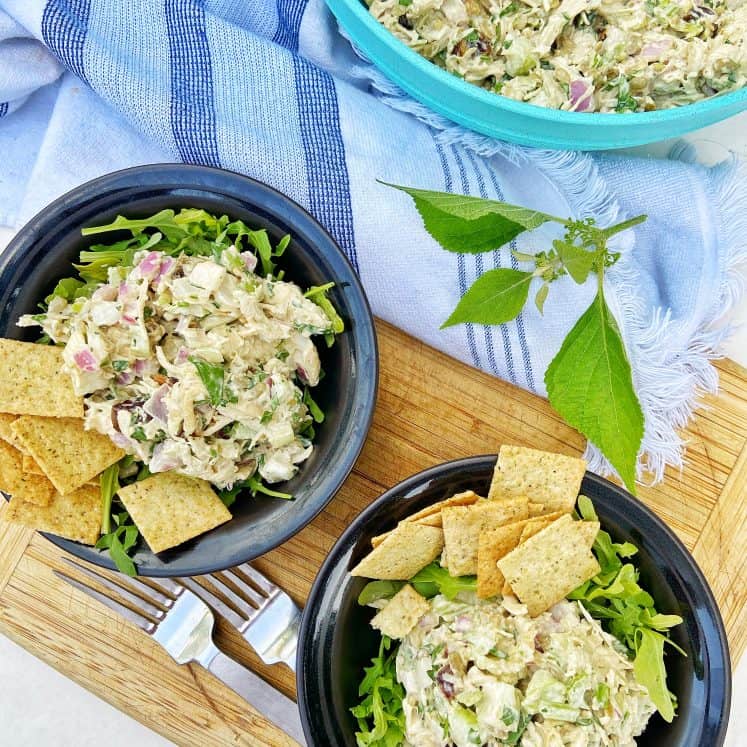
[54,570,156,634]
[207,571,264,616]
[177,577,245,629]
[229,563,276,598]
[60,558,168,618]
[143,576,184,598]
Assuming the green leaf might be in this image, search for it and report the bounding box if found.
[81,210,188,243]
[99,463,120,535]
[545,290,643,493]
[304,283,345,336]
[634,629,676,722]
[244,474,292,500]
[554,240,595,284]
[534,282,550,314]
[303,387,325,424]
[358,580,405,606]
[409,562,476,600]
[189,357,225,406]
[441,269,533,328]
[382,183,559,254]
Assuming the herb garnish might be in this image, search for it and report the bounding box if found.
[385,182,645,493]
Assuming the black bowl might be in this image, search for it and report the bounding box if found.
[297,456,731,746]
[0,164,378,576]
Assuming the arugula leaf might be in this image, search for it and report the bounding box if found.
[358,580,405,606]
[305,283,345,338]
[410,562,477,599]
[351,636,406,747]
[303,387,325,423]
[244,474,292,500]
[442,268,533,328]
[634,629,676,722]
[545,290,644,493]
[95,511,139,577]
[383,183,558,254]
[189,357,225,407]
[81,210,188,243]
[99,463,120,535]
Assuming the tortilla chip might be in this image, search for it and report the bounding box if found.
[22,454,45,476]
[0,440,56,507]
[0,339,83,418]
[351,523,444,580]
[370,584,430,639]
[497,514,600,616]
[488,445,586,514]
[11,416,124,495]
[442,498,529,577]
[518,514,565,544]
[118,472,231,554]
[3,485,100,544]
[477,522,524,599]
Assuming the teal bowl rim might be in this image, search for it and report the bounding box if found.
[333,0,747,129]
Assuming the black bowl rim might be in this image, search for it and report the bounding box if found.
[296,454,732,746]
[0,163,379,576]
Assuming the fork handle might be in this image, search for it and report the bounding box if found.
[200,643,307,745]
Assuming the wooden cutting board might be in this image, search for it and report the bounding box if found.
[0,319,745,746]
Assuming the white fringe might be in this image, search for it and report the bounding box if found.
[343,33,747,485]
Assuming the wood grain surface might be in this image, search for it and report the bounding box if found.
[1,320,745,746]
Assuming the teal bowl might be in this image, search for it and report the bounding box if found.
[327,0,747,151]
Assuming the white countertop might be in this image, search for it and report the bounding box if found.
[1,116,746,746]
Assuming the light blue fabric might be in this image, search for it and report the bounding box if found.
[0,0,745,481]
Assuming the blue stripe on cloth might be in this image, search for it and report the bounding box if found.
[41,0,91,85]
[165,0,221,167]
[293,56,358,272]
[465,149,500,377]
[450,145,481,369]
[0,102,8,118]
[484,164,535,391]
[272,0,308,52]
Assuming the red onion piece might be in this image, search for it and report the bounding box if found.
[74,348,98,372]
[569,79,593,112]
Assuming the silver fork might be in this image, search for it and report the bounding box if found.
[54,558,306,745]
[178,563,301,671]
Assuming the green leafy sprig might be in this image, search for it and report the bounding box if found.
[351,636,407,747]
[386,183,646,493]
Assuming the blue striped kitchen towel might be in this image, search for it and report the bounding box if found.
[0,0,745,482]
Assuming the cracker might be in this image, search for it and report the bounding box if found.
[11,416,124,495]
[0,439,56,507]
[351,523,444,580]
[118,472,231,554]
[370,584,430,639]
[0,339,83,418]
[488,445,586,514]
[497,514,600,616]
[442,498,529,577]
[576,520,600,548]
[476,522,524,599]
[22,454,45,476]
[518,515,563,544]
[403,490,481,524]
[0,413,22,450]
[3,484,100,544]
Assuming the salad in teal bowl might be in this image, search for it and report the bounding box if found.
[327,0,747,150]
